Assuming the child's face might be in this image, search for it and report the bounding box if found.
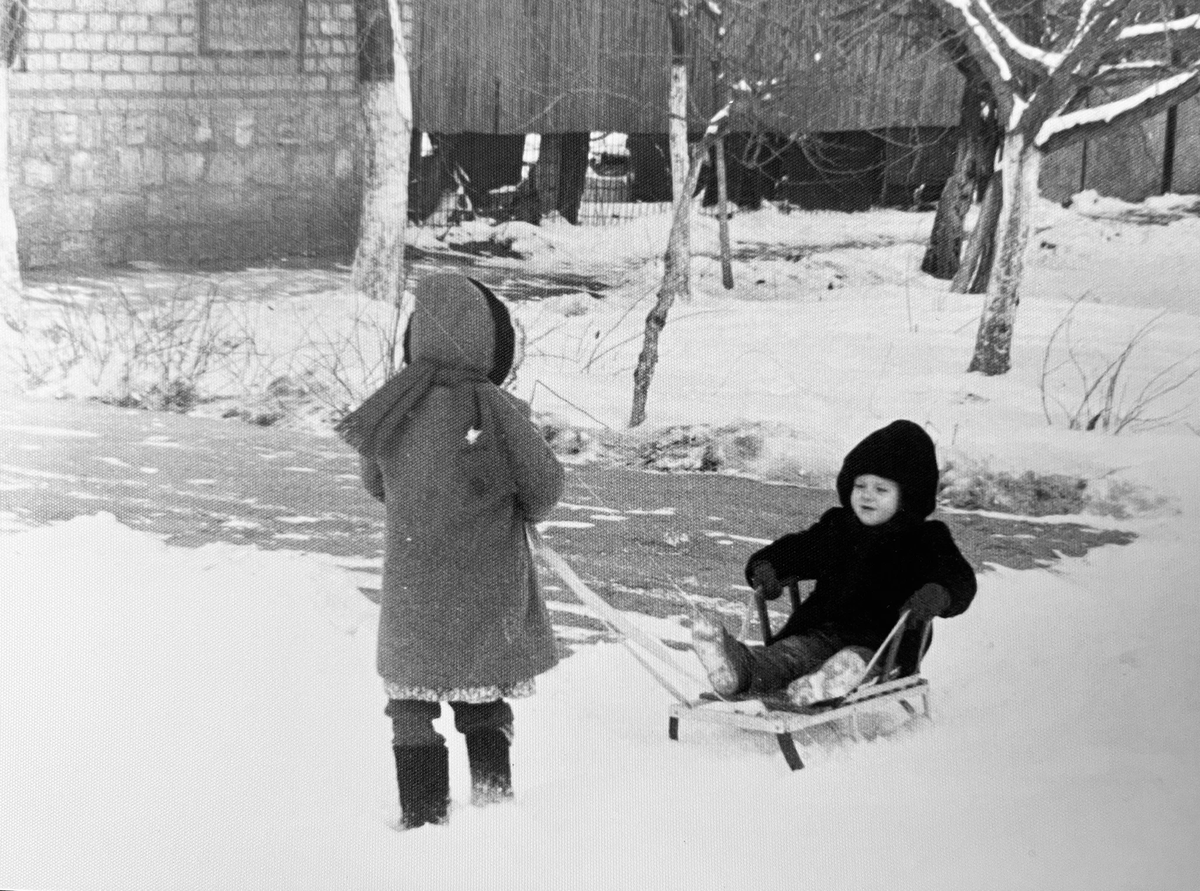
[850,474,900,526]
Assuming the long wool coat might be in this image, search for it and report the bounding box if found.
[358,275,564,700]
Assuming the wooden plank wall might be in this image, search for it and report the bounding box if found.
[411,0,964,134]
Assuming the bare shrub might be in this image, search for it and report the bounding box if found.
[5,280,257,411]
[1040,297,1200,434]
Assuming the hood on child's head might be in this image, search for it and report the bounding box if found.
[836,420,940,520]
[402,273,515,384]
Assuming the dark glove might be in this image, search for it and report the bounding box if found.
[903,584,951,623]
[748,560,783,600]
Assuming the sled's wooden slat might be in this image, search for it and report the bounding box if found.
[668,675,930,770]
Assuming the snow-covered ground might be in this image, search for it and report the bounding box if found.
[3,192,1200,889]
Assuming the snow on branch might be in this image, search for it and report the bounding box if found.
[1120,13,1200,42]
[968,0,1065,71]
[1036,68,1200,148]
[704,101,732,137]
[1060,0,1134,60]
[939,0,1013,81]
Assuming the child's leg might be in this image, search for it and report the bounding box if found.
[693,618,842,696]
[786,646,874,706]
[743,630,846,695]
[450,699,514,805]
[385,699,450,828]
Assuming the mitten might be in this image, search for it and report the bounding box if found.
[902,583,951,623]
[748,560,783,600]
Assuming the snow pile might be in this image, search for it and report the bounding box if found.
[1,507,1197,891]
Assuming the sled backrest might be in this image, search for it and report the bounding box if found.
[878,617,932,680]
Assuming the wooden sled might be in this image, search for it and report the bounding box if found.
[667,585,933,770]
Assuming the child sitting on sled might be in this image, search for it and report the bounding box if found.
[692,419,976,706]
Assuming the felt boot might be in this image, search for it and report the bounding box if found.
[787,647,869,706]
[691,616,746,697]
[465,729,513,805]
[392,744,450,828]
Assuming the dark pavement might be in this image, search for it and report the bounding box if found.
[0,396,1135,646]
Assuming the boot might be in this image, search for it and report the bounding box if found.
[392,744,450,828]
[787,647,869,707]
[465,729,513,805]
[691,616,746,697]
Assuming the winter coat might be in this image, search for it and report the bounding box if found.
[746,507,976,649]
[747,420,976,650]
[346,273,565,700]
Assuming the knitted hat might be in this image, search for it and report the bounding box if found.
[402,274,515,385]
[835,420,940,519]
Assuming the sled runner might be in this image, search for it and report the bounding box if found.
[667,586,933,770]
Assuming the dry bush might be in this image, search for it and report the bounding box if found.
[5,280,257,411]
[1040,297,1200,434]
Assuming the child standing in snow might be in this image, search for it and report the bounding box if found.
[336,273,564,829]
[693,420,976,705]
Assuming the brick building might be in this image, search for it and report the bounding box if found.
[6,1,1196,271]
[9,0,376,268]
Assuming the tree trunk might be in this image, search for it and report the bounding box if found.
[922,71,999,280]
[967,133,1042,375]
[536,134,565,220]
[352,0,412,305]
[714,138,734,289]
[630,149,707,427]
[535,133,589,224]
[952,170,1002,294]
[668,8,690,201]
[0,63,21,307]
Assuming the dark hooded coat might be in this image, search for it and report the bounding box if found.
[343,273,564,699]
[746,420,976,649]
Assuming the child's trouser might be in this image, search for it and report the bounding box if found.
[731,628,870,695]
[385,698,513,747]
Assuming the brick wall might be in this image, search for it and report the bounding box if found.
[10,0,371,269]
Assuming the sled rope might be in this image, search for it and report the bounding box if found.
[529,526,706,704]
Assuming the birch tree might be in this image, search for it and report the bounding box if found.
[668,2,693,201]
[631,78,771,426]
[921,0,1200,374]
[352,0,413,305]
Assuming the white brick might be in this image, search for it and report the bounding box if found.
[26,12,57,32]
[151,55,180,73]
[56,13,87,32]
[103,73,136,91]
[119,15,150,33]
[132,74,165,92]
[59,53,91,71]
[88,14,118,32]
[74,72,105,91]
[150,16,180,35]
[23,158,58,187]
[74,34,107,52]
[121,55,151,73]
[55,114,79,145]
[162,74,195,92]
[22,53,53,72]
[135,35,167,53]
[91,55,122,72]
